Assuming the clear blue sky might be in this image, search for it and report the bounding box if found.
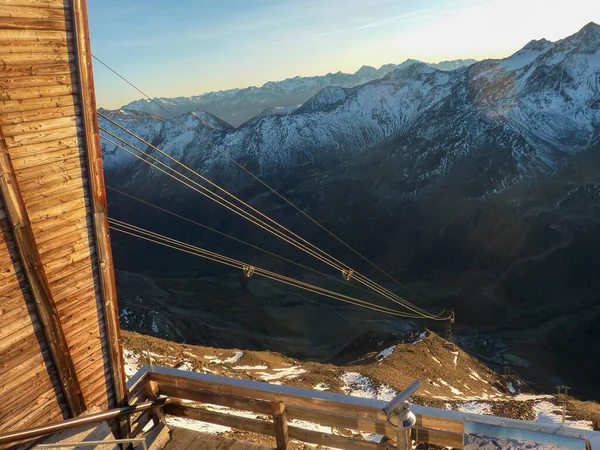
[88,0,600,109]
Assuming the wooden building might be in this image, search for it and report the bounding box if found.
[0,1,598,450]
[0,0,126,436]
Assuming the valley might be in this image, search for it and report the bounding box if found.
[101,23,600,404]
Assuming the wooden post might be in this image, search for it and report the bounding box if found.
[144,380,165,426]
[271,401,290,450]
[0,131,86,418]
[70,0,128,413]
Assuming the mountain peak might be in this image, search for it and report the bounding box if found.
[385,61,435,80]
[355,65,378,76]
[565,21,600,52]
[296,86,349,114]
[572,21,600,41]
[580,21,600,33]
[522,38,551,51]
[183,110,233,131]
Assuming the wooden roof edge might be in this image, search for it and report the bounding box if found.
[70,0,127,409]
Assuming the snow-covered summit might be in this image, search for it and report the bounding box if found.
[120,58,476,126]
[103,22,600,198]
[384,61,437,80]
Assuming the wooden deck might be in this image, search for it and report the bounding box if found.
[163,428,273,450]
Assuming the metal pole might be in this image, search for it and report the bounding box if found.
[396,427,410,450]
[0,399,169,445]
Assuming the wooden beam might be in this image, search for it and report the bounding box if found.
[70,0,127,410]
[158,384,272,415]
[144,380,164,426]
[0,129,86,417]
[164,403,276,436]
[271,401,290,450]
[287,425,387,450]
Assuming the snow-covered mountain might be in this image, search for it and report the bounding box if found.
[121,59,476,126]
[102,23,600,400]
[102,23,599,193]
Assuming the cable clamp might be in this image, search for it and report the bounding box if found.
[243,265,255,278]
[342,268,354,281]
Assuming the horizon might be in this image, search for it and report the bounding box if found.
[112,56,477,106]
[89,0,600,109]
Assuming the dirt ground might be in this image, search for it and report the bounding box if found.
[123,329,507,402]
[122,327,600,447]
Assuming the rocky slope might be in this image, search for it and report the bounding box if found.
[122,329,600,433]
[121,59,476,126]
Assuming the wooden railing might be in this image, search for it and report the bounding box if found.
[1,365,596,449]
[127,366,464,449]
[0,400,168,447]
[128,366,598,450]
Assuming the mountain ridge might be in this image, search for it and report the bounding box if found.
[100,22,600,401]
[120,58,477,126]
[102,22,600,192]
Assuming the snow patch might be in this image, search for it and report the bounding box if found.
[431,356,443,366]
[412,331,427,345]
[166,416,231,433]
[514,393,553,401]
[223,352,243,363]
[151,316,159,334]
[376,345,396,360]
[534,401,593,430]
[175,361,194,372]
[257,366,307,381]
[341,372,396,401]
[459,401,493,415]
[362,433,385,443]
[427,378,441,388]
[438,379,464,396]
[450,350,459,366]
[469,369,487,383]
[313,383,330,391]
[233,365,268,370]
[121,308,132,325]
[289,418,331,434]
[123,349,140,379]
[204,352,243,364]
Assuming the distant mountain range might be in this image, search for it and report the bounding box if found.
[100,23,600,399]
[121,59,477,126]
[103,24,599,192]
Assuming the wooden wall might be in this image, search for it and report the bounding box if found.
[0,199,69,432]
[0,0,125,436]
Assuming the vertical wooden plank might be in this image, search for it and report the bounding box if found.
[271,401,290,450]
[0,129,86,418]
[144,380,164,426]
[70,0,127,410]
